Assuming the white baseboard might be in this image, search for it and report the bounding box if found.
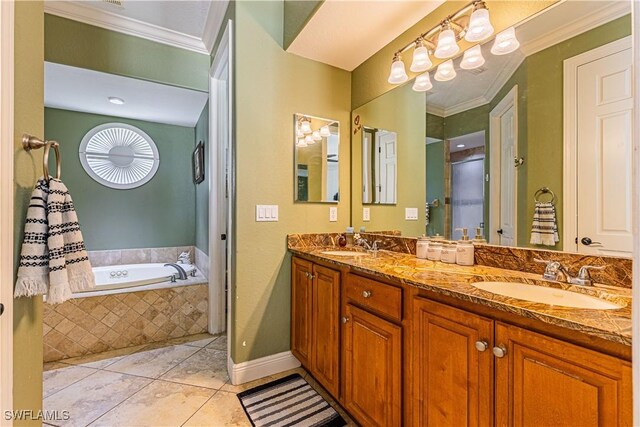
[228,351,301,385]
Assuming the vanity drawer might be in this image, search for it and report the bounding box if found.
[346,274,402,322]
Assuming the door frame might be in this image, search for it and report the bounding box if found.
[0,0,14,420]
[631,1,639,420]
[209,19,233,352]
[563,36,632,252]
[489,85,518,245]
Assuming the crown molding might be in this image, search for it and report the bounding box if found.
[425,103,445,117]
[202,0,229,53]
[519,1,630,57]
[44,1,209,54]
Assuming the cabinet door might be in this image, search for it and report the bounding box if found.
[412,298,494,427]
[311,264,340,398]
[495,323,632,427]
[291,257,313,368]
[343,304,401,427]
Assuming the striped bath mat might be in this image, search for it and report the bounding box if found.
[237,374,346,427]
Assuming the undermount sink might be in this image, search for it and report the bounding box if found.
[320,250,369,257]
[472,281,622,310]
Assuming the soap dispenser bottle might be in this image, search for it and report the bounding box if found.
[473,227,487,244]
[456,228,475,266]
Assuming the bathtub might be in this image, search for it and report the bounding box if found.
[75,262,200,297]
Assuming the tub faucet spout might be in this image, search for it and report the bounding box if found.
[164,263,188,280]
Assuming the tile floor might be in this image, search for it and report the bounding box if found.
[43,333,355,427]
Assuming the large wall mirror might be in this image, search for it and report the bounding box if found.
[362,127,397,205]
[294,114,340,203]
[351,1,632,256]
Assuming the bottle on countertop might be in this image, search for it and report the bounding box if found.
[416,235,429,259]
[345,227,355,247]
[455,228,475,266]
[440,242,457,263]
[338,234,347,247]
[473,227,487,244]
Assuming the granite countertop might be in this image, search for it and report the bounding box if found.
[290,247,632,346]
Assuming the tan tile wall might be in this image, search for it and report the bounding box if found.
[44,284,208,362]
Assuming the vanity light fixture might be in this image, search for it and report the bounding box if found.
[434,23,460,59]
[465,1,494,42]
[491,26,520,55]
[297,138,308,148]
[300,118,312,134]
[312,130,322,141]
[410,39,433,73]
[387,54,409,84]
[434,60,456,82]
[305,135,314,145]
[460,45,485,69]
[412,72,433,92]
[320,125,331,137]
[108,96,125,105]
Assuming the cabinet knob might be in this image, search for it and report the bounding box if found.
[493,345,507,358]
[475,340,489,352]
[341,316,350,324]
[362,290,372,298]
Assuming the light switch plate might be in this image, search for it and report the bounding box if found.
[363,207,370,221]
[256,205,278,222]
[405,207,418,220]
[329,206,338,222]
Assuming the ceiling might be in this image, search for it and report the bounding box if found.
[449,131,485,153]
[286,0,446,71]
[425,0,630,117]
[45,0,229,53]
[45,62,209,127]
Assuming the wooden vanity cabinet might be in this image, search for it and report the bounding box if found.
[494,322,632,427]
[291,257,340,398]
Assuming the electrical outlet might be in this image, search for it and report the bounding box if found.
[256,205,278,222]
[363,207,370,221]
[329,206,338,222]
[405,207,418,220]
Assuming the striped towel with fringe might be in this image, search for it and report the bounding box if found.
[530,201,559,246]
[15,178,95,304]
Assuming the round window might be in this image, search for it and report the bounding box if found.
[79,123,160,189]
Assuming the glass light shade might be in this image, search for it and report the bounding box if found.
[300,119,312,134]
[297,138,307,147]
[434,28,460,59]
[296,130,304,138]
[312,130,322,141]
[320,125,331,137]
[305,135,314,145]
[387,58,408,84]
[412,72,433,92]
[491,27,520,55]
[460,45,485,69]
[465,8,494,42]
[434,59,456,82]
[410,45,432,73]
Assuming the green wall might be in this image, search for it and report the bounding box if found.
[351,83,426,236]
[425,141,444,236]
[233,0,351,363]
[14,1,44,421]
[195,103,209,255]
[283,0,324,50]
[45,108,196,251]
[45,14,210,92]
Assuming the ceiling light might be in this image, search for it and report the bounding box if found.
[297,138,307,148]
[412,72,433,92]
[388,54,408,84]
[312,131,322,141]
[491,26,520,55]
[460,45,485,70]
[300,119,312,134]
[465,3,494,42]
[320,125,331,137]
[410,40,432,73]
[434,25,459,59]
[305,135,314,145]
[456,144,465,148]
[296,130,304,138]
[434,60,456,82]
[108,96,125,105]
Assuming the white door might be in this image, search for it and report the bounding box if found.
[576,45,632,256]
[498,106,517,246]
[375,131,397,204]
[362,130,372,204]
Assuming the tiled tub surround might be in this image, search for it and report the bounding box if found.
[44,284,209,362]
[288,234,632,346]
[87,246,196,267]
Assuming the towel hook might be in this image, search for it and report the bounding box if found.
[534,187,556,205]
[22,134,61,182]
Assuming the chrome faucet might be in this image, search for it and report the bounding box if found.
[534,259,605,286]
[164,263,188,280]
[354,234,382,252]
[177,251,191,264]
